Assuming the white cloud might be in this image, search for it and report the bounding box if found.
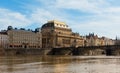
[30,8,55,24]
[53,0,120,38]
[0,8,31,30]
[0,0,120,38]
[104,7,120,14]
[54,0,109,14]
[30,8,71,25]
[70,15,120,39]
[23,0,120,38]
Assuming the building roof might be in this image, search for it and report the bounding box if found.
[48,20,66,25]
[0,31,7,35]
[86,33,98,39]
[41,20,70,29]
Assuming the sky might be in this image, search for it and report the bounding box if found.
[0,0,120,39]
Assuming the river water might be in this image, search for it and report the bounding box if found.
[0,55,120,73]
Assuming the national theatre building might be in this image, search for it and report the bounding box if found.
[41,20,84,48]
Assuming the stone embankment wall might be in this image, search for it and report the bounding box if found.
[1,45,120,56]
[0,48,5,56]
[4,48,52,56]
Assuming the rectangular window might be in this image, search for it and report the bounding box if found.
[62,39,70,44]
[9,45,13,47]
[42,38,46,44]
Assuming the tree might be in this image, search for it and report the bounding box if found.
[7,26,13,30]
[20,28,25,30]
[14,28,18,30]
[35,28,40,32]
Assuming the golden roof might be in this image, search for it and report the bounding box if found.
[48,20,66,25]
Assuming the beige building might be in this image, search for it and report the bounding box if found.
[41,20,84,48]
[84,33,99,46]
[7,29,42,49]
[115,37,120,45]
[100,37,115,45]
[0,32,9,49]
[84,33,115,46]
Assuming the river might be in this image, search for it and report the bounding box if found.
[0,55,120,73]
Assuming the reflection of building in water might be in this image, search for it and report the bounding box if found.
[53,64,66,73]
[41,20,84,48]
[7,28,42,49]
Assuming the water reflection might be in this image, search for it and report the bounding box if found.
[0,56,120,73]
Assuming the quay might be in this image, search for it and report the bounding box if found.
[3,45,120,56]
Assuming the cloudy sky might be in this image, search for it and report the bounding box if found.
[0,0,120,39]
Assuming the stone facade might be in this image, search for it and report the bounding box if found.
[7,29,42,49]
[0,32,9,48]
[115,37,120,45]
[41,20,84,48]
[0,20,116,51]
[0,31,9,55]
[100,37,115,45]
[84,33,115,46]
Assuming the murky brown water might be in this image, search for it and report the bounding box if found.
[0,55,120,73]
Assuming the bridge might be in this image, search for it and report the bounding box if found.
[3,45,120,56]
[49,45,120,56]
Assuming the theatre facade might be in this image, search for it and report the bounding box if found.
[41,20,84,48]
